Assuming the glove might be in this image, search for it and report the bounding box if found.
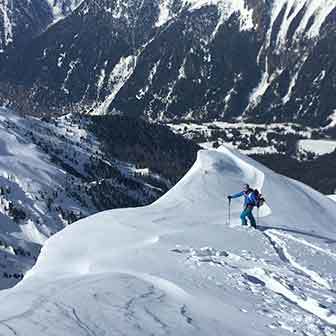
[227,196,232,200]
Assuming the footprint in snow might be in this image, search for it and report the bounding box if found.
[171,247,229,258]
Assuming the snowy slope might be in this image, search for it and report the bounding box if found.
[0,107,165,289]
[0,147,336,335]
[0,108,83,289]
[0,107,98,241]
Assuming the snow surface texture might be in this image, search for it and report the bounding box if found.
[0,147,336,335]
[329,195,336,202]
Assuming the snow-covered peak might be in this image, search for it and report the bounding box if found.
[1,147,336,335]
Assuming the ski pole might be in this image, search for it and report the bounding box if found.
[228,198,231,225]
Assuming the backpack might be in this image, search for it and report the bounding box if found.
[252,189,265,208]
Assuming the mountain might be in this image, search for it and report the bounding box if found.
[0,147,335,335]
[0,107,198,289]
[0,0,83,52]
[0,0,335,126]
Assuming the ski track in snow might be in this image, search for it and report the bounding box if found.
[262,230,332,290]
[245,267,336,326]
[168,147,336,331]
[269,229,336,260]
[173,227,336,329]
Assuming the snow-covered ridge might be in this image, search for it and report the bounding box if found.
[1,146,336,335]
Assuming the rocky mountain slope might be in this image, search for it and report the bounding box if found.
[0,0,335,126]
[0,0,82,52]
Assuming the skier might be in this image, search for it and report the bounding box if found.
[228,184,258,228]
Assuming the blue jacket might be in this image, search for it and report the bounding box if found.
[230,189,258,207]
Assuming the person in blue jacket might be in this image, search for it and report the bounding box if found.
[228,184,257,228]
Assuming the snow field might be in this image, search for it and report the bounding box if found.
[298,139,336,156]
[0,146,335,335]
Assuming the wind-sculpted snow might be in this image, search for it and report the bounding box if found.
[1,147,336,335]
